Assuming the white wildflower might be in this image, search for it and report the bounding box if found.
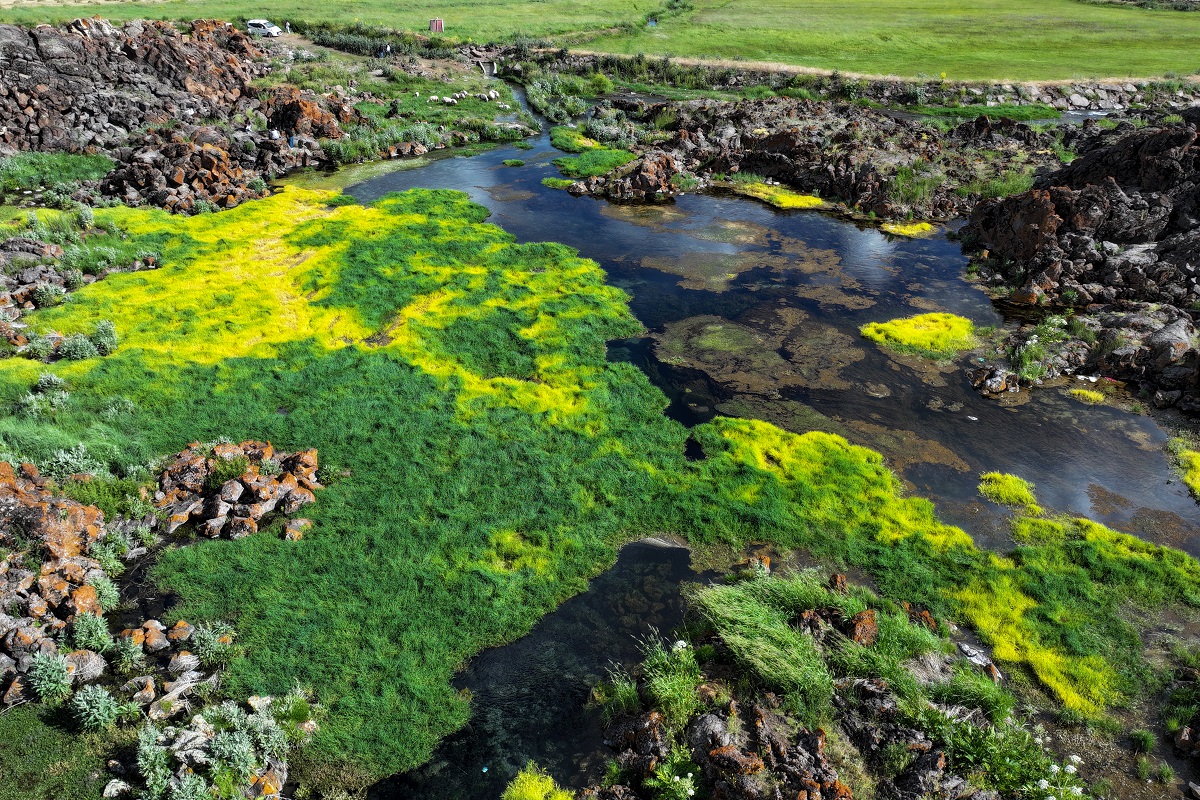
[1068,754,1082,764]
[1064,764,1077,775]
[1037,779,1050,789]
[1049,764,1060,774]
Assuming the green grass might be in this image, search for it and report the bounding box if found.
[541,177,576,189]
[978,472,1042,515]
[0,705,109,800]
[7,187,1200,796]
[859,312,977,360]
[552,148,637,179]
[583,0,1200,80]
[6,0,1196,79]
[914,103,1061,121]
[0,152,113,194]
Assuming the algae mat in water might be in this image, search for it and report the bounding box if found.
[7,187,1200,791]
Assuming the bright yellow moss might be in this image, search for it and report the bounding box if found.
[711,419,974,550]
[1069,388,1106,405]
[1179,448,1200,500]
[502,763,574,800]
[953,569,1115,714]
[735,182,825,210]
[859,312,977,359]
[978,472,1042,516]
[880,221,935,237]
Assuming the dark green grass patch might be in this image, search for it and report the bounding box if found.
[552,148,637,179]
[0,152,113,194]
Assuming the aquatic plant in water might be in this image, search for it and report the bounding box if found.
[859,312,976,359]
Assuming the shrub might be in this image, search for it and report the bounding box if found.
[34,372,66,393]
[1131,728,1155,753]
[204,456,249,491]
[28,652,72,704]
[502,159,526,167]
[71,612,113,652]
[88,574,121,611]
[44,443,106,479]
[57,333,99,361]
[62,269,85,290]
[209,729,258,782]
[193,621,238,668]
[272,685,320,743]
[89,320,118,356]
[32,283,66,308]
[167,773,211,800]
[137,725,172,799]
[112,635,145,675]
[592,667,641,724]
[24,335,54,361]
[70,684,120,731]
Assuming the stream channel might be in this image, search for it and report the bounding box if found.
[341,116,1200,798]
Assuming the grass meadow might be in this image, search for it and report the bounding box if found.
[3,0,1200,80]
[6,189,1200,795]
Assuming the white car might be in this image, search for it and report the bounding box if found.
[246,19,284,37]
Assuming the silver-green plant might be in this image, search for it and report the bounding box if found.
[69,684,120,731]
[28,652,72,704]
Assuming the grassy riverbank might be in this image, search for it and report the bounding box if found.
[5,188,1200,796]
[3,0,1200,79]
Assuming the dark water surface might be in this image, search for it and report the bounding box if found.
[368,540,697,799]
[348,117,1200,797]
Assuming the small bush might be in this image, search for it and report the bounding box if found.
[32,284,66,308]
[57,334,99,361]
[89,320,118,356]
[1131,728,1155,753]
[193,621,238,668]
[88,574,121,611]
[502,159,526,167]
[501,762,575,800]
[69,684,120,731]
[860,313,977,359]
[71,612,113,653]
[205,456,249,490]
[592,667,641,724]
[1135,755,1152,780]
[28,652,72,704]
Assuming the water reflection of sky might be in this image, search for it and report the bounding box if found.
[347,128,1200,555]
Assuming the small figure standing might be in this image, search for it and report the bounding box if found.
[285,21,291,34]
[385,43,392,56]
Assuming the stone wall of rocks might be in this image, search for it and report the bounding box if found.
[523,50,1200,113]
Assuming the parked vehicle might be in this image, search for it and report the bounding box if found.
[246,19,283,37]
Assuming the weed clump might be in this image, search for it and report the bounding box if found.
[860,312,977,360]
[978,472,1041,515]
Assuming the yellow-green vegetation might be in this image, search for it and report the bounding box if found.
[859,312,977,360]
[542,177,576,189]
[9,188,1200,794]
[1069,388,1106,405]
[549,126,602,154]
[978,472,1042,516]
[732,180,824,210]
[1169,438,1200,500]
[501,763,575,800]
[549,126,636,179]
[880,221,935,237]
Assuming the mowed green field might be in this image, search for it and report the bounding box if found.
[587,0,1200,80]
[0,0,652,39]
[2,0,1200,80]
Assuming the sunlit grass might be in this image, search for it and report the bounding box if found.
[860,312,977,360]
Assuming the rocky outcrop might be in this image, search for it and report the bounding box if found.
[572,97,1060,219]
[0,18,263,153]
[153,440,321,539]
[964,122,1200,308]
[571,150,681,201]
[0,18,363,211]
